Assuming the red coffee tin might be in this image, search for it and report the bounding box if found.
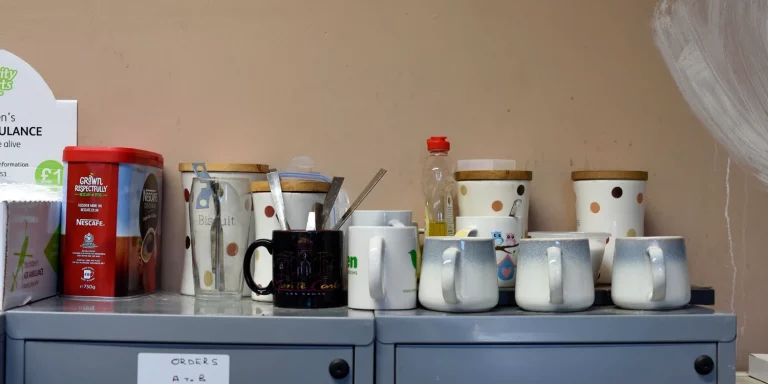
[61,147,163,298]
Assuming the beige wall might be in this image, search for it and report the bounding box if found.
[2,0,762,369]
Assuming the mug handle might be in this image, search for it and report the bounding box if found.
[243,239,275,295]
[646,246,667,301]
[547,246,564,304]
[368,236,385,300]
[441,247,460,304]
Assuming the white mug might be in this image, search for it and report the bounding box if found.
[419,237,498,312]
[515,238,594,312]
[250,180,328,302]
[455,170,532,235]
[179,163,268,297]
[611,236,690,310]
[455,216,523,287]
[347,226,418,310]
[351,210,424,280]
[527,232,609,282]
[572,170,647,283]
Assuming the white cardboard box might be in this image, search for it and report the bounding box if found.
[749,354,768,383]
[0,200,60,310]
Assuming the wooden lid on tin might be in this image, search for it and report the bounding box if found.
[455,170,533,181]
[178,163,270,173]
[250,180,330,193]
[571,170,648,181]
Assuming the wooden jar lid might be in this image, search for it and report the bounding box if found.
[178,163,270,173]
[250,180,330,193]
[571,170,648,181]
[455,170,533,181]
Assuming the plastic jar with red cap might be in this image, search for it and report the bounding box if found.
[423,136,456,237]
[426,136,450,152]
[61,146,163,298]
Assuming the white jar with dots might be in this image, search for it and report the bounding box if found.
[572,170,647,284]
[455,170,532,236]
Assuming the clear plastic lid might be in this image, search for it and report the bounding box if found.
[456,159,516,172]
[278,156,350,228]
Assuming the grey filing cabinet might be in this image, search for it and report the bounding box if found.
[5,293,375,383]
[375,306,736,384]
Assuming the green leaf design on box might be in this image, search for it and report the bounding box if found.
[44,224,61,274]
[11,221,31,292]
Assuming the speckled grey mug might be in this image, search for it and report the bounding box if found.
[418,237,498,312]
[515,238,594,312]
[612,236,690,310]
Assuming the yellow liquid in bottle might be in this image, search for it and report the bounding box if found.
[427,220,447,237]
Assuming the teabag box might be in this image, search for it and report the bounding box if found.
[0,184,61,310]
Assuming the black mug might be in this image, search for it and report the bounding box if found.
[243,230,345,308]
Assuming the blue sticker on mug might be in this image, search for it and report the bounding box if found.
[497,254,515,281]
[491,231,504,246]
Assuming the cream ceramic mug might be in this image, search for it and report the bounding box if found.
[455,170,532,236]
[515,238,594,312]
[455,216,523,288]
[347,226,418,310]
[180,163,269,297]
[418,237,498,312]
[249,180,329,302]
[572,170,647,284]
[611,236,690,310]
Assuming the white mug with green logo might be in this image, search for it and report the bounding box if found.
[347,226,418,310]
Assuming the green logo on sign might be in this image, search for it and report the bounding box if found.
[0,67,18,96]
[35,160,64,186]
[348,256,357,269]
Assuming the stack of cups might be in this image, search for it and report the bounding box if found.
[249,180,329,302]
[180,163,269,297]
[347,211,419,310]
[572,170,691,310]
[572,170,647,284]
[455,169,532,287]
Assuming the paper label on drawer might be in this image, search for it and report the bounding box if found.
[137,353,229,383]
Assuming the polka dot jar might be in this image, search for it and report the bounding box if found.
[572,170,647,284]
[250,180,329,302]
[455,170,533,236]
[179,163,269,297]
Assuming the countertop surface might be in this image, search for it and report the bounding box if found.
[10,291,371,318]
[375,305,737,344]
[6,292,374,345]
[737,373,765,383]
